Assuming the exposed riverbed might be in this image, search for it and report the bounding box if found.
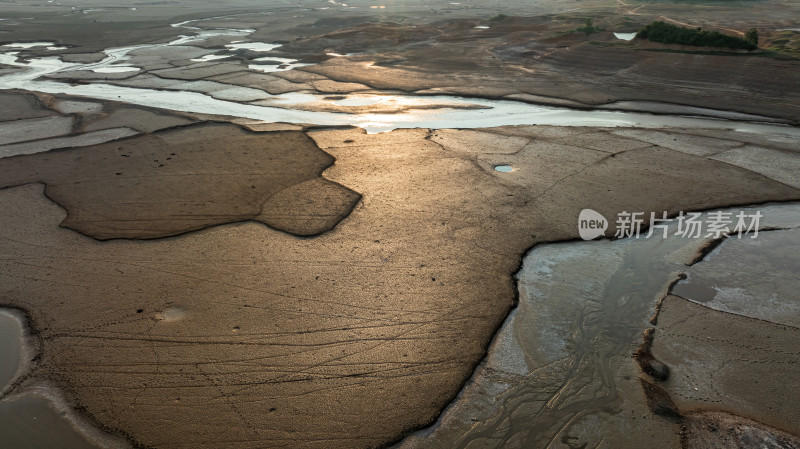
[2,25,800,137]
[1,15,799,449]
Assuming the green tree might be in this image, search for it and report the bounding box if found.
[585,17,594,29]
[636,21,756,50]
[745,28,758,46]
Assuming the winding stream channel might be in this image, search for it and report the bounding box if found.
[1,23,799,135]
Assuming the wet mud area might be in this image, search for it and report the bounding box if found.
[642,227,800,448]
[398,205,800,449]
[0,120,360,239]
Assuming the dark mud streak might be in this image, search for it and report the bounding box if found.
[649,274,687,326]
[634,328,671,381]
[686,236,727,267]
[640,377,682,418]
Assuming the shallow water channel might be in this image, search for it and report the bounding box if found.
[1,25,800,136]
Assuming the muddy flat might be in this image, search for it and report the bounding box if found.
[1,1,799,448]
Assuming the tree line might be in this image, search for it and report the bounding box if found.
[636,21,758,50]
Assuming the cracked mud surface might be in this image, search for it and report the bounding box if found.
[1,125,799,448]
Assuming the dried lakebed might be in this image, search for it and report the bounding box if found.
[3,203,799,448]
[0,19,798,447]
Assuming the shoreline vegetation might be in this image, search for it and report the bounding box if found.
[576,17,604,35]
[636,21,758,50]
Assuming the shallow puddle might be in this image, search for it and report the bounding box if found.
[1,42,56,49]
[248,60,310,73]
[613,32,636,41]
[0,310,22,391]
[190,54,231,62]
[225,42,282,52]
[92,66,140,74]
[156,306,188,322]
[0,396,102,449]
[671,275,718,302]
[493,165,513,172]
